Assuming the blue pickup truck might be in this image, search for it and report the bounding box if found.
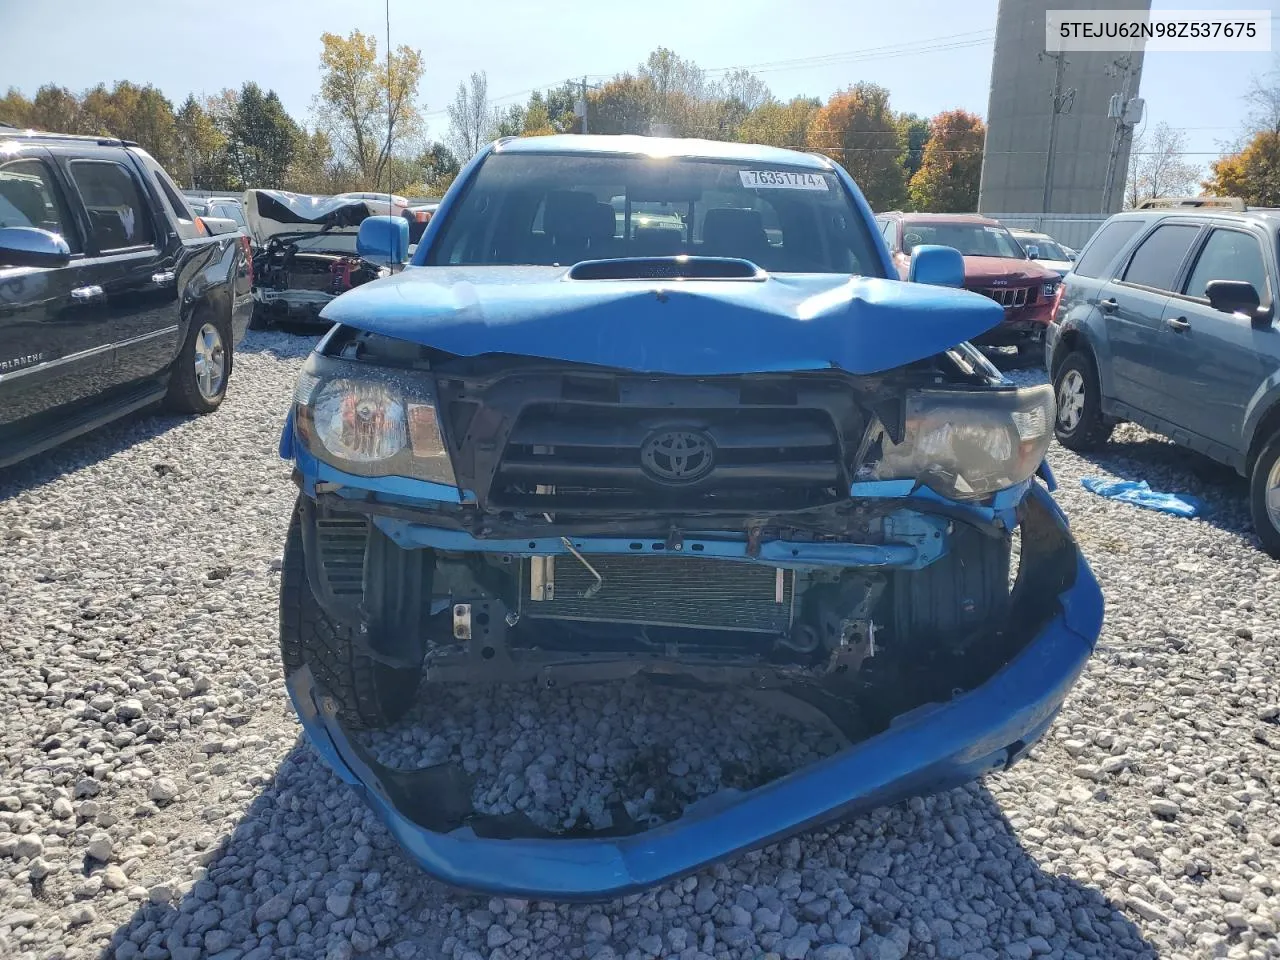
[0,125,252,467]
[276,135,1103,898]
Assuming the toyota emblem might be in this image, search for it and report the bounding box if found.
[640,429,715,483]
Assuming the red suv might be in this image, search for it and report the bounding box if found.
[876,212,1061,359]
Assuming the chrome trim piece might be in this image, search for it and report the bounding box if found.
[0,324,179,386]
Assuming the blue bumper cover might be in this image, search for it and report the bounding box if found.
[284,487,1103,900]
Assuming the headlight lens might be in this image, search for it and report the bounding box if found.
[312,379,408,463]
[293,356,456,485]
[862,384,1055,500]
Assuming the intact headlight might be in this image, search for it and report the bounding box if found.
[292,358,456,485]
[862,384,1055,500]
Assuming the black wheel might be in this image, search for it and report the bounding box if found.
[1052,350,1113,451]
[248,302,271,331]
[166,317,230,414]
[1249,432,1280,559]
[279,502,421,729]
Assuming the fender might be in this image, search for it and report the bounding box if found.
[1243,371,1280,469]
[1052,305,1115,400]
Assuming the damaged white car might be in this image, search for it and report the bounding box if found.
[245,189,402,328]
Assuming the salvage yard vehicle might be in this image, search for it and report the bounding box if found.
[877,211,1062,361]
[0,124,252,468]
[245,189,393,328]
[1009,227,1076,277]
[276,135,1104,898]
[1046,199,1280,557]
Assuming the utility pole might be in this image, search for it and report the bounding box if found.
[580,77,588,134]
[1040,51,1071,214]
[1101,53,1138,215]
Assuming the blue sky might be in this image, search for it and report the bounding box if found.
[1,0,1276,171]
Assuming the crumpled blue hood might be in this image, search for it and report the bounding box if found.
[320,266,1005,376]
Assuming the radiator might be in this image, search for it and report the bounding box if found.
[523,555,794,633]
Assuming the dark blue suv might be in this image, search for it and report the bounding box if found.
[1046,201,1280,556]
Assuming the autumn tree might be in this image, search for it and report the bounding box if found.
[808,83,907,209]
[315,30,425,189]
[521,99,557,137]
[587,75,657,135]
[28,85,82,134]
[1125,122,1200,207]
[737,96,821,149]
[447,72,493,161]
[492,104,526,139]
[1203,131,1280,206]
[0,88,32,127]
[906,110,985,212]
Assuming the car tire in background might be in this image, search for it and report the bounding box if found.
[165,316,231,414]
[1249,432,1280,559]
[1052,350,1113,452]
[279,505,421,729]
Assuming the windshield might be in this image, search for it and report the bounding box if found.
[426,152,881,275]
[901,221,1025,258]
[1019,236,1069,260]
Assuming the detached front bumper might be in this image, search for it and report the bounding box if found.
[285,482,1103,899]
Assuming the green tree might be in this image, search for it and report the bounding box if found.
[521,98,556,137]
[897,112,931,182]
[737,96,821,149]
[285,129,339,194]
[492,104,525,139]
[1203,130,1280,206]
[315,30,425,190]
[174,95,229,189]
[907,109,985,212]
[225,83,302,189]
[587,75,656,135]
[808,83,907,209]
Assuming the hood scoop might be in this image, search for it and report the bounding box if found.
[567,256,765,282]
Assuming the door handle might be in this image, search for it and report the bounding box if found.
[70,285,104,301]
[151,271,176,285]
[1166,316,1191,332]
[1099,297,1118,313]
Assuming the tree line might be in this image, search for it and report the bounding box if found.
[0,37,986,210]
[1202,60,1280,206]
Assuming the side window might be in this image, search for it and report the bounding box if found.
[1121,224,1201,292]
[1072,219,1144,279]
[1183,229,1270,303]
[879,219,896,249]
[0,158,82,254]
[67,160,155,252]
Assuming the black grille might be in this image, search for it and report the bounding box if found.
[524,555,792,633]
[491,403,843,510]
[976,285,1037,308]
[315,516,369,597]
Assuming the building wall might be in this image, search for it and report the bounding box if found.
[978,0,1150,216]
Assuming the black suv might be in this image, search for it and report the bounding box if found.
[1046,198,1280,556]
[0,125,252,467]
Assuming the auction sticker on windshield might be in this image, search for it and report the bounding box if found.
[739,170,829,190]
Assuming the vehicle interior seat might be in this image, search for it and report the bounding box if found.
[702,207,770,263]
[633,226,685,257]
[541,191,615,264]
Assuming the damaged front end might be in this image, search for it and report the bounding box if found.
[245,190,392,325]
[277,322,1103,898]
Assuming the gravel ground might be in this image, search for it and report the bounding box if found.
[1,333,1278,960]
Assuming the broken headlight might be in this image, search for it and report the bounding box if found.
[292,358,456,486]
[862,384,1054,500]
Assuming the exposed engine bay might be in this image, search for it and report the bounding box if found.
[244,189,390,325]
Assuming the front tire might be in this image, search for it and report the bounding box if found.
[166,318,230,414]
[1249,433,1280,559]
[279,503,421,729]
[1052,350,1113,452]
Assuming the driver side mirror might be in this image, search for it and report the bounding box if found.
[0,226,72,268]
[356,215,410,267]
[1206,279,1271,327]
[907,244,965,288]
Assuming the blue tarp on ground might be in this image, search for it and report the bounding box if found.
[1080,476,1203,518]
